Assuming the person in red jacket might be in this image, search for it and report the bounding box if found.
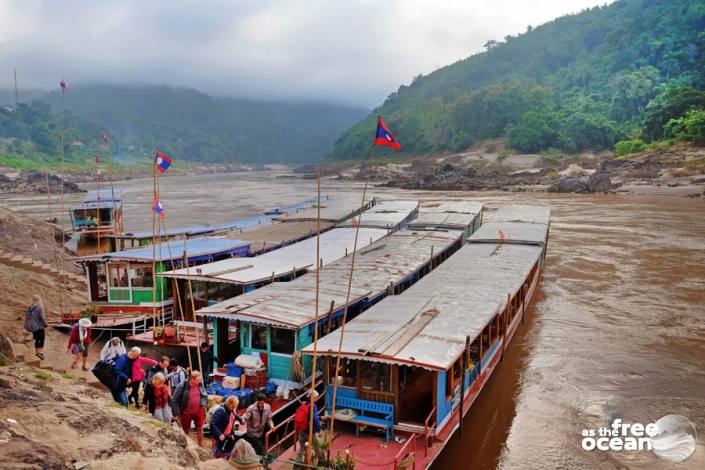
[68,318,93,370]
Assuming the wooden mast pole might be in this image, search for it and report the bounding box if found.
[58,78,67,318]
[305,170,322,465]
[151,152,158,332]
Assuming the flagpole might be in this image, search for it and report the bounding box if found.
[306,169,322,465]
[151,151,158,332]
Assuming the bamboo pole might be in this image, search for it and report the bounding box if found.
[58,80,66,317]
[151,152,158,331]
[306,170,322,465]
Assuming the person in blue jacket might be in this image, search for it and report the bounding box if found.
[210,396,243,458]
[112,347,140,406]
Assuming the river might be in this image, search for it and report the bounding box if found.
[2,171,704,469]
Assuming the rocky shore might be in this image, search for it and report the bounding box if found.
[0,171,84,194]
[331,144,705,197]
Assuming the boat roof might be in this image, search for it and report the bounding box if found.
[159,200,418,285]
[337,200,419,229]
[77,238,250,263]
[274,197,376,223]
[80,189,123,209]
[196,227,466,329]
[469,204,550,245]
[408,201,484,230]
[303,205,550,371]
[159,227,389,285]
[118,197,321,240]
[234,220,336,253]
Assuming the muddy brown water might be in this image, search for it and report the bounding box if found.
[2,171,704,469]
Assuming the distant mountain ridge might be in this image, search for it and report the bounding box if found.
[330,0,705,160]
[0,84,367,165]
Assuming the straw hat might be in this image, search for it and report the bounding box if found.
[78,318,92,328]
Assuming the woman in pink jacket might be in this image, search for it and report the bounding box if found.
[127,346,158,408]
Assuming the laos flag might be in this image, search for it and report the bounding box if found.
[155,150,173,173]
[373,116,401,151]
[152,197,165,217]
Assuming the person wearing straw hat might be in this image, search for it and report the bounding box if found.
[67,317,93,370]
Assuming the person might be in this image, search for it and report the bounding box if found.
[127,349,157,408]
[67,318,93,370]
[144,356,170,414]
[198,342,214,385]
[173,370,208,447]
[24,295,48,360]
[100,337,126,362]
[151,372,173,424]
[210,396,243,458]
[294,390,324,463]
[241,392,274,455]
[168,357,187,390]
[113,347,140,406]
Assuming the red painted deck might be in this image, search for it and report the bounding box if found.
[271,263,542,470]
[128,329,203,348]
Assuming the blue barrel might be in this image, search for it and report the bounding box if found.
[227,364,242,377]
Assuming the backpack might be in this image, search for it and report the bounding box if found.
[294,403,310,432]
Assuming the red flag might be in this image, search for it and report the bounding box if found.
[102,133,109,144]
[59,79,67,91]
[373,116,401,151]
[95,155,101,165]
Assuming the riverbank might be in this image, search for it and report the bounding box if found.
[330,143,705,197]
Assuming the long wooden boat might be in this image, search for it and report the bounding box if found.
[194,202,484,443]
[270,205,550,469]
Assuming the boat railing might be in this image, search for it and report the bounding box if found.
[423,406,436,456]
[394,432,418,470]
[264,389,327,456]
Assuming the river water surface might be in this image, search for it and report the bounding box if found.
[2,172,704,469]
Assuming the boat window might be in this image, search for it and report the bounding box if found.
[129,265,153,288]
[334,358,357,387]
[270,327,295,354]
[251,324,268,350]
[109,263,129,288]
[469,337,480,368]
[360,362,391,393]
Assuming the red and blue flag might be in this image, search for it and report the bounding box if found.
[155,150,172,173]
[152,197,165,217]
[373,116,401,151]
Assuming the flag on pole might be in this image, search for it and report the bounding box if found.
[59,79,67,91]
[373,116,401,151]
[155,150,172,173]
[102,132,109,144]
[95,155,101,165]
[152,197,165,217]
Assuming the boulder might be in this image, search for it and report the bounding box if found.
[0,333,15,361]
[587,172,612,193]
[548,177,586,193]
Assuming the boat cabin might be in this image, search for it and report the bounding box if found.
[70,189,123,235]
[76,238,250,317]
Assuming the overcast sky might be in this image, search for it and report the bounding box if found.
[0,0,611,107]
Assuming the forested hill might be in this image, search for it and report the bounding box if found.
[42,84,367,164]
[330,0,705,160]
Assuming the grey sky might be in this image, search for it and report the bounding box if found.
[0,0,611,107]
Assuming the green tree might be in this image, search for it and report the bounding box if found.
[643,86,705,139]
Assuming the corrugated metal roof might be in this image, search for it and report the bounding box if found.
[82,189,122,209]
[305,242,543,371]
[338,200,419,229]
[78,238,250,263]
[234,220,336,253]
[121,197,321,239]
[196,228,465,329]
[490,205,551,224]
[159,227,389,285]
[469,222,547,245]
[275,197,374,223]
[159,200,418,285]
[303,205,549,371]
[408,201,484,231]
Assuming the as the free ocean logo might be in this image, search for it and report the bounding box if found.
[581,415,697,462]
